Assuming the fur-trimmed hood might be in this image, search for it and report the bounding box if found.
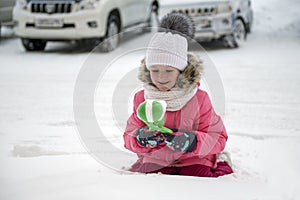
[138,52,203,90]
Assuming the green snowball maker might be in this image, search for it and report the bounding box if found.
[137,100,173,134]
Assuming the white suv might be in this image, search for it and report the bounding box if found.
[160,0,253,48]
[13,0,159,51]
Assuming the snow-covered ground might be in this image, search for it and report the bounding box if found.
[1,0,300,199]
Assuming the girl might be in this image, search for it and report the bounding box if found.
[123,13,233,177]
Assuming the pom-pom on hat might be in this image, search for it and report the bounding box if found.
[160,12,195,38]
[146,12,194,71]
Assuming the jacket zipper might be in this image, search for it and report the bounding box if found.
[174,112,177,130]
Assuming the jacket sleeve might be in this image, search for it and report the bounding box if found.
[188,91,228,158]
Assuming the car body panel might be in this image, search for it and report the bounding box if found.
[159,0,253,41]
[13,0,157,40]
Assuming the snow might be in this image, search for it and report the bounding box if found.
[1,0,300,199]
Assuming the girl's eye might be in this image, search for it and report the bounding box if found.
[151,70,159,73]
[166,70,174,73]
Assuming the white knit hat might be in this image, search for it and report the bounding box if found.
[146,32,188,71]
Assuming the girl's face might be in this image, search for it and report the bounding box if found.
[149,65,180,91]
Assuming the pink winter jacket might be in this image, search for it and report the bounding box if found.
[123,88,228,168]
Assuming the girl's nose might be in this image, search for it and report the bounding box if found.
[158,72,167,79]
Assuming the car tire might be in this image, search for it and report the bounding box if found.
[21,38,47,51]
[223,19,247,48]
[100,15,120,52]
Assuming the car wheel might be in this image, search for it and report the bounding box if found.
[224,19,246,48]
[21,38,47,51]
[100,15,120,52]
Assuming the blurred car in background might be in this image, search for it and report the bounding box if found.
[160,0,253,48]
[0,0,16,38]
[13,0,159,51]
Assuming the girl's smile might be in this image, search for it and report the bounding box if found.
[157,81,170,85]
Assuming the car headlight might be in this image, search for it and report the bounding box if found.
[78,0,99,10]
[217,3,232,14]
[16,0,28,10]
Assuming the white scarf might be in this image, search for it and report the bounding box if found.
[144,84,197,111]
